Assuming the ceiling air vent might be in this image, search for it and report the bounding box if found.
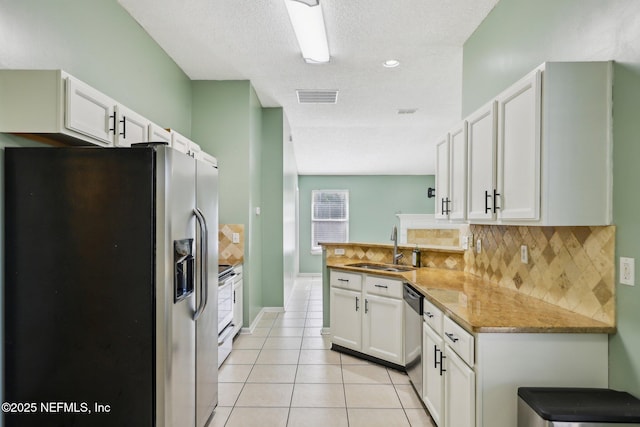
[296,90,339,104]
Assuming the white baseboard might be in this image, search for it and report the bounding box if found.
[297,273,322,279]
[245,306,284,333]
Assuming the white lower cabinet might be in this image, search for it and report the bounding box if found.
[232,265,243,336]
[329,269,404,366]
[420,300,608,427]
[423,322,444,426]
[362,292,403,365]
[444,347,475,427]
[330,286,362,350]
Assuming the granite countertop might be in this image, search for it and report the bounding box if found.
[328,261,615,335]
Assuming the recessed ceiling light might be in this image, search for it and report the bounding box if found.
[383,59,400,68]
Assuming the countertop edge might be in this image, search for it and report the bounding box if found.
[327,263,615,335]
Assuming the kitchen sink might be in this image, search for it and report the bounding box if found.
[346,262,416,272]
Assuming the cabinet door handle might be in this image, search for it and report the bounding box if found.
[355,296,359,312]
[445,197,451,214]
[445,332,459,343]
[365,299,369,314]
[233,290,236,304]
[439,352,446,376]
[109,112,117,134]
[493,188,501,213]
[484,190,492,214]
[425,312,434,319]
[374,284,388,289]
[441,197,445,215]
[338,278,349,283]
[434,345,440,369]
[119,116,127,138]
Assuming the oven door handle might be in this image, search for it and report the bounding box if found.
[218,324,235,345]
[193,208,209,321]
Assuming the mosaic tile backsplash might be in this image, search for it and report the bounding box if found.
[464,225,615,324]
[324,244,465,271]
[219,224,244,264]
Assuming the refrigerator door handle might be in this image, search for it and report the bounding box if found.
[193,207,209,320]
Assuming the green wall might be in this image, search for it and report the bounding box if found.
[463,0,640,396]
[298,175,435,273]
[191,81,264,326]
[262,109,285,308]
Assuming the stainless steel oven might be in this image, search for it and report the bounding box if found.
[217,264,235,366]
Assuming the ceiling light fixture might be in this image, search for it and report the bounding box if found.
[284,0,330,64]
[383,59,400,68]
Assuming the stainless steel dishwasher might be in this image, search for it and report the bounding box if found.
[404,283,424,394]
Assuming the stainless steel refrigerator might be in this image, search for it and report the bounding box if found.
[3,144,219,427]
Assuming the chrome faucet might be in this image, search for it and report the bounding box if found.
[390,226,403,264]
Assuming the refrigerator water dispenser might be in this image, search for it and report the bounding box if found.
[174,238,195,302]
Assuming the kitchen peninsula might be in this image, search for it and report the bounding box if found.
[322,240,614,427]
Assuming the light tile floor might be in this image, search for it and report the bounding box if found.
[211,277,435,427]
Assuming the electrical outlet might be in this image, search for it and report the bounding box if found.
[335,248,345,255]
[232,233,240,244]
[476,238,482,254]
[620,257,635,286]
[462,236,469,250]
[521,245,528,264]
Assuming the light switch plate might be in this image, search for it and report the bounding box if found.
[232,233,240,244]
[521,245,528,264]
[620,257,635,286]
[476,238,482,254]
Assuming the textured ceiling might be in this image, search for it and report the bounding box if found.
[118,0,499,175]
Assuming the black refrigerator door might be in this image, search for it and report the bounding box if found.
[4,147,156,427]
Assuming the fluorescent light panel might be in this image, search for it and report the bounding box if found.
[285,0,330,64]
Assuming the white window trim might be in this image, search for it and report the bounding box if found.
[311,189,349,254]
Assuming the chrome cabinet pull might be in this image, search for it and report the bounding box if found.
[425,312,434,319]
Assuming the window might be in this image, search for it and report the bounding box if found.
[311,190,349,253]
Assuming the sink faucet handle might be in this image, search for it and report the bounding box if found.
[390,226,397,240]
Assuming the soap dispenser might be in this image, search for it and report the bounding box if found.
[412,246,421,267]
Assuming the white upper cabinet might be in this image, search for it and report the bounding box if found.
[466,101,497,221]
[436,122,468,221]
[148,122,172,145]
[496,69,541,221]
[170,129,202,158]
[448,122,467,221]
[114,104,151,147]
[65,76,116,145]
[0,70,156,147]
[465,61,613,226]
[435,136,450,219]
